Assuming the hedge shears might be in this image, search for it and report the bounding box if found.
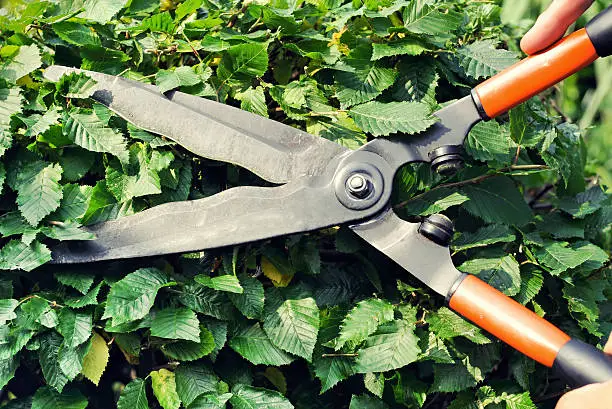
[43,7,612,388]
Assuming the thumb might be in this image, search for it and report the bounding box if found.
[520,0,594,55]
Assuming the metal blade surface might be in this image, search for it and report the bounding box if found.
[350,209,462,296]
[50,162,378,263]
[44,65,347,184]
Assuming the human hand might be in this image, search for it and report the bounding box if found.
[555,334,612,409]
[520,0,594,55]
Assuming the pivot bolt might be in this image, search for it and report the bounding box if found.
[418,214,454,247]
[430,145,464,176]
[346,173,372,199]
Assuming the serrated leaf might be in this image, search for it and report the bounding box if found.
[58,340,90,381]
[161,325,215,361]
[0,87,23,138]
[118,378,149,409]
[0,299,18,325]
[102,268,171,326]
[155,66,201,93]
[349,101,436,137]
[541,123,585,192]
[419,331,454,364]
[151,308,201,342]
[52,22,101,46]
[461,177,532,226]
[55,272,94,295]
[24,107,61,137]
[195,275,244,294]
[558,186,606,218]
[57,73,98,99]
[228,273,265,319]
[57,309,92,348]
[15,162,63,226]
[458,253,521,296]
[151,369,180,409]
[53,184,93,221]
[0,44,42,83]
[0,355,18,390]
[428,307,490,344]
[371,37,429,60]
[350,394,388,409]
[466,120,515,164]
[175,363,221,407]
[79,0,129,23]
[79,332,108,385]
[0,240,52,271]
[230,384,294,409]
[392,58,438,105]
[218,43,269,85]
[313,353,355,393]
[31,387,88,409]
[431,356,484,392]
[403,4,463,35]
[355,320,420,373]
[535,241,594,276]
[65,281,103,309]
[335,298,394,350]
[64,109,129,163]
[455,40,517,79]
[263,295,319,361]
[40,332,70,392]
[236,86,268,117]
[229,323,295,366]
[403,188,469,216]
[452,225,515,251]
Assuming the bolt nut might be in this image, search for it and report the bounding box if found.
[418,214,454,247]
[346,173,372,199]
[430,145,464,176]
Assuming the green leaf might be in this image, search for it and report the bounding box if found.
[371,37,429,60]
[151,308,201,342]
[263,294,320,361]
[52,22,101,46]
[56,73,98,99]
[53,184,93,220]
[313,353,355,393]
[431,356,484,392]
[81,332,109,385]
[15,162,63,226]
[349,101,437,137]
[175,0,203,21]
[541,123,585,192]
[63,109,129,163]
[563,279,606,336]
[461,177,532,226]
[40,332,70,392]
[402,188,469,216]
[349,394,389,409]
[150,369,180,409]
[55,272,95,295]
[355,320,420,373]
[306,114,367,150]
[65,281,104,309]
[229,323,295,366]
[195,275,244,294]
[458,254,521,296]
[392,58,438,105]
[0,299,18,325]
[515,268,544,305]
[57,309,92,348]
[218,43,269,84]
[452,225,515,252]
[466,121,514,164]
[175,363,221,407]
[155,66,201,93]
[102,268,171,326]
[428,307,490,344]
[0,240,52,271]
[0,356,18,390]
[31,387,88,409]
[364,373,385,397]
[0,87,23,140]
[236,86,268,117]
[161,325,215,361]
[335,298,394,350]
[0,44,42,83]
[230,384,294,409]
[24,107,61,137]
[455,40,518,79]
[403,4,464,35]
[117,378,149,409]
[535,240,594,276]
[558,186,606,218]
[228,273,265,319]
[79,0,129,23]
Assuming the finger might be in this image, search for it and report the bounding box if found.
[520,0,594,55]
[605,332,612,354]
[555,380,612,409]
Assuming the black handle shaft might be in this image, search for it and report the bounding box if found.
[586,6,612,57]
[553,339,612,388]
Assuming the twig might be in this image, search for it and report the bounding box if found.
[394,165,549,210]
[528,184,554,206]
[181,32,202,64]
[321,353,358,358]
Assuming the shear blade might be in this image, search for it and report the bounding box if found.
[44,65,347,184]
[350,209,462,296]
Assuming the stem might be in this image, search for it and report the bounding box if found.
[321,353,358,358]
[181,32,203,64]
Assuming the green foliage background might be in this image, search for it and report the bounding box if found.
[0,0,610,408]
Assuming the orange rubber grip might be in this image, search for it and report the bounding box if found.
[474,29,598,119]
[449,275,570,367]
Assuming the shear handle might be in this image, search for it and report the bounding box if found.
[448,274,612,388]
[473,6,612,119]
